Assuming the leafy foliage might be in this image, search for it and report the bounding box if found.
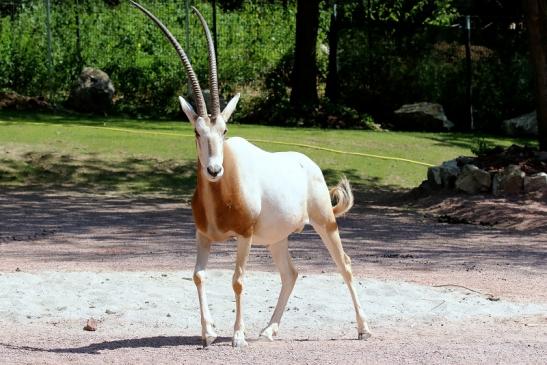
[0,0,535,132]
[0,0,295,117]
[335,14,534,131]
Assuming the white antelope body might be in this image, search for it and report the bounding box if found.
[132,1,371,347]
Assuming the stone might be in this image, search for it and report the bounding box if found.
[492,165,525,195]
[455,164,491,194]
[427,166,442,186]
[67,67,115,114]
[456,156,475,167]
[536,151,547,162]
[83,318,97,331]
[440,159,460,188]
[502,111,538,136]
[524,173,547,193]
[392,102,454,131]
[418,180,436,192]
[455,173,479,194]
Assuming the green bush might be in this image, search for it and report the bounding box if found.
[336,23,534,131]
[0,0,535,132]
[0,0,295,117]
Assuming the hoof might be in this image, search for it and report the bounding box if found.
[358,331,372,340]
[232,337,248,348]
[232,331,248,348]
[259,323,278,342]
[258,332,274,342]
[258,334,274,342]
[202,333,218,347]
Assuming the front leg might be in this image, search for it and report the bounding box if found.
[193,232,217,347]
[232,236,252,347]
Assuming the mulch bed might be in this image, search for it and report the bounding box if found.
[0,91,51,111]
[471,144,546,175]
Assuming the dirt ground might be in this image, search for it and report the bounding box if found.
[0,188,546,364]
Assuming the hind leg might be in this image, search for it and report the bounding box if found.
[312,221,372,340]
[260,238,298,341]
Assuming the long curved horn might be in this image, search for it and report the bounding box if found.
[130,0,207,118]
[191,6,220,117]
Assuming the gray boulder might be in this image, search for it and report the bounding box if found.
[456,156,475,166]
[536,151,547,162]
[393,102,454,131]
[440,159,460,188]
[502,112,538,136]
[455,164,492,194]
[427,166,442,186]
[492,165,525,195]
[524,173,547,193]
[67,67,115,114]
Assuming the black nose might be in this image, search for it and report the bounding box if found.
[207,166,220,177]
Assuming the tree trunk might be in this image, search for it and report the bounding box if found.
[523,0,547,150]
[290,0,320,111]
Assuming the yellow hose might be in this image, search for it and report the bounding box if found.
[0,121,435,167]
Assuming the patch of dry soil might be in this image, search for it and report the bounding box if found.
[0,189,545,364]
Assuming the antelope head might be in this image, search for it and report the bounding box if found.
[131,1,240,182]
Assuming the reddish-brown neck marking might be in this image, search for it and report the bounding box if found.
[192,144,255,239]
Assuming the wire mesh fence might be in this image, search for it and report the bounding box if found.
[0,0,295,115]
[329,8,532,130]
[0,1,535,130]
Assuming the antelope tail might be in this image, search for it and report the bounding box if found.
[330,176,354,217]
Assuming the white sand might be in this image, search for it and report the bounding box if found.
[1,270,544,340]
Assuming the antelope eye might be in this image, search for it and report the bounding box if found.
[223,129,228,135]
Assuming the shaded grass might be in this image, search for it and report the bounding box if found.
[0,152,196,198]
[0,111,536,197]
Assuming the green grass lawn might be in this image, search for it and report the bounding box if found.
[0,111,536,197]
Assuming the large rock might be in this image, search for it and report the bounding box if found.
[439,159,460,188]
[427,166,442,186]
[502,112,538,136]
[67,67,115,114]
[524,173,547,193]
[492,165,525,195]
[392,102,454,131]
[455,164,492,194]
[537,151,547,162]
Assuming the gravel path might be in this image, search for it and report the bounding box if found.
[0,189,546,364]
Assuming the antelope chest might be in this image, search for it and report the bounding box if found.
[192,173,256,241]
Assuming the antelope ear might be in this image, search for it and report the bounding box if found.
[179,96,198,124]
[221,93,240,122]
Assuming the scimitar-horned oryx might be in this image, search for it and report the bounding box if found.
[131,0,371,348]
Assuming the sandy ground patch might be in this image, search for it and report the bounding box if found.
[1,270,546,365]
[0,189,546,363]
[3,270,545,333]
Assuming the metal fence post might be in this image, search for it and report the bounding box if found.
[326,3,339,102]
[367,0,373,92]
[212,0,218,60]
[464,15,474,131]
[75,0,82,69]
[185,0,191,96]
[44,0,54,100]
